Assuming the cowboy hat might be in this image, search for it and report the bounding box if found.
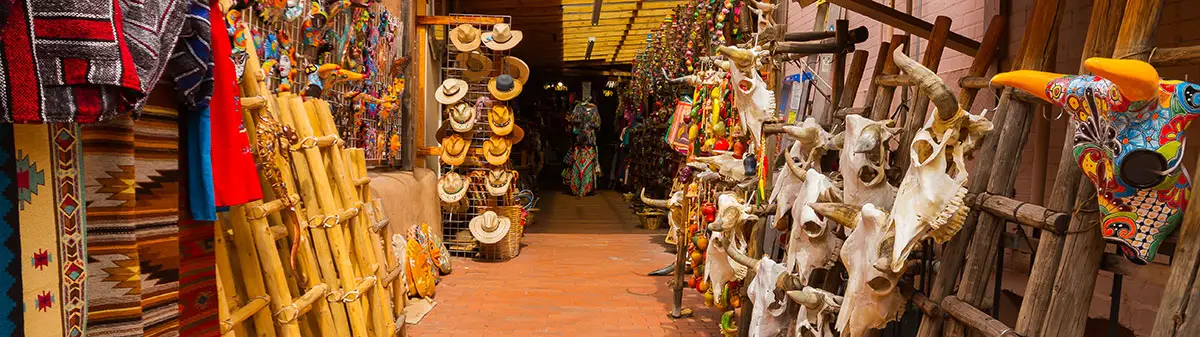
[406,237,436,297]
[482,125,525,165]
[438,171,469,203]
[435,78,469,105]
[488,74,523,101]
[482,23,523,50]
[445,102,477,132]
[485,168,515,196]
[440,133,472,166]
[470,211,512,244]
[499,56,529,84]
[456,51,492,81]
[449,24,482,52]
[488,104,514,136]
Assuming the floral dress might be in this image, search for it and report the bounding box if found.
[563,102,602,196]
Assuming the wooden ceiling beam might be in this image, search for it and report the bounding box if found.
[612,1,645,62]
[827,0,981,55]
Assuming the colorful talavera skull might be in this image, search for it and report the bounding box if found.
[993,58,1197,264]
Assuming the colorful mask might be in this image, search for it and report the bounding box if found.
[992,58,1196,264]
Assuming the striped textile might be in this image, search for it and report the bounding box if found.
[0,0,188,123]
[83,88,182,337]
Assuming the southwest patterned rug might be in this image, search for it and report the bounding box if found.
[82,90,183,337]
[0,123,88,336]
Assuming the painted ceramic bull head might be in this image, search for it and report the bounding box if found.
[887,49,994,272]
[838,115,900,208]
[784,169,843,285]
[811,203,904,337]
[718,45,776,146]
[992,58,1197,264]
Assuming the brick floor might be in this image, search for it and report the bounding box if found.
[408,190,725,336]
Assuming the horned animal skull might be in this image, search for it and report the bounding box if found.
[694,153,752,182]
[747,258,789,337]
[887,49,994,272]
[718,45,776,147]
[812,203,904,337]
[642,189,686,244]
[838,115,900,208]
[793,286,843,337]
[713,192,759,232]
[706,231,745,306]
[785,169,843,285]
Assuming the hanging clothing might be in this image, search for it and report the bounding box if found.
[562,102,601,196]
[208,0,262,207]
[0,0,190,123]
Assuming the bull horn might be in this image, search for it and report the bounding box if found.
[990,70,1064,103]
[776,273,803,292]
[725,240,761,269]
[640,188,669,209]
[809,203,860,229]
[784,155,807,181]
[708,219,728,232]
[892,48,959,121]
[781,125,819,144]
[1083,57,1160,101]
[717,45,757,70]
[787,289,823,309]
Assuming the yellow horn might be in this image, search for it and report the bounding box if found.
[991,70,1065,103]
[1083,57,1160,102]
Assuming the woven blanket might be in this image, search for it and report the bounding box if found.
[0,123,88,336]
[0,0,188,123]
[83,88,182,337]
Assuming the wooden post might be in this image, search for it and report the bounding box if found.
[840,50,870,109]
[1155,146,1200,337]
[936,2,1067,337]
[1013,1,1125,335]
[893,16,951,176]
[216,219,252,337]
[868,34,909,120]
[860,40,891,117]
[957,16,1006,110]
[823,20,850,120]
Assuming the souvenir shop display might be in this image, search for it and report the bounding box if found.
[563,101,601,197]
[434,17,534,261]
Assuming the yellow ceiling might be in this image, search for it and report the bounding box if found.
[560,0,683,63]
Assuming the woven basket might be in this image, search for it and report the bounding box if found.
[638,211,666,230]
[480,206,524,260]
[622,192,635,203]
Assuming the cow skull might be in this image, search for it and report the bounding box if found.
[747,258,789,337]
[839,115,900,208]
[642,189,686,245]
[718,45,775,147]
[887,49,994,272]
[694,152,752,182]
[813,203,904,337]
[712,192,759,232]
[707,231,749,306]
[770,119,834,229]
[785,169,843,286]
[793,286,843,337]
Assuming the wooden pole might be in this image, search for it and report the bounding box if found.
[823,20,850,120]
[893,16,951,177]
[868,34,909,120]
[939,2,1067,337]
[216,218,252,337]
[957,16,1007,110]
[1013,1,1125,335]
[839,50,870,109]
[860,40,892,117]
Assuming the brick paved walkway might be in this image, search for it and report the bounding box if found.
[408,190,724,336]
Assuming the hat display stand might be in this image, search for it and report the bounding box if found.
[435,14,532,261]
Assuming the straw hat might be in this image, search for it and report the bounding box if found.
[488,104,514,136]
[456,51,492,81]
[440,133,471,166]
[469,211,512,244]
[488,74,523,101]
[406,237,436,297]
[438,171,468,203]
[485,168,515,196]
[499,56,529,84]
[482,23,523,50]
[445,102,477,132]
[435,78,469,105]
[449,24,482,52]
[482,125,524,166]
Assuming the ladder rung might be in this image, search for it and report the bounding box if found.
[291,135,341,150]
[269,225,289,240]
[370,217,390,233]
[306,203,362,228]
[221,295,271,334]
[354,177,371,186]
[246,194,300,220]
[340,276,377,303]
[382,265,402,286]
[276,283,329,323]
[241,96,268,109]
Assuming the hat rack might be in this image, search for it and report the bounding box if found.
[436,14,527,260]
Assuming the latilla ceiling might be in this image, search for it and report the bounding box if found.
[560,0,686,63]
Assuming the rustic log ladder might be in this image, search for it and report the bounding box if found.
[216,29,339,336]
